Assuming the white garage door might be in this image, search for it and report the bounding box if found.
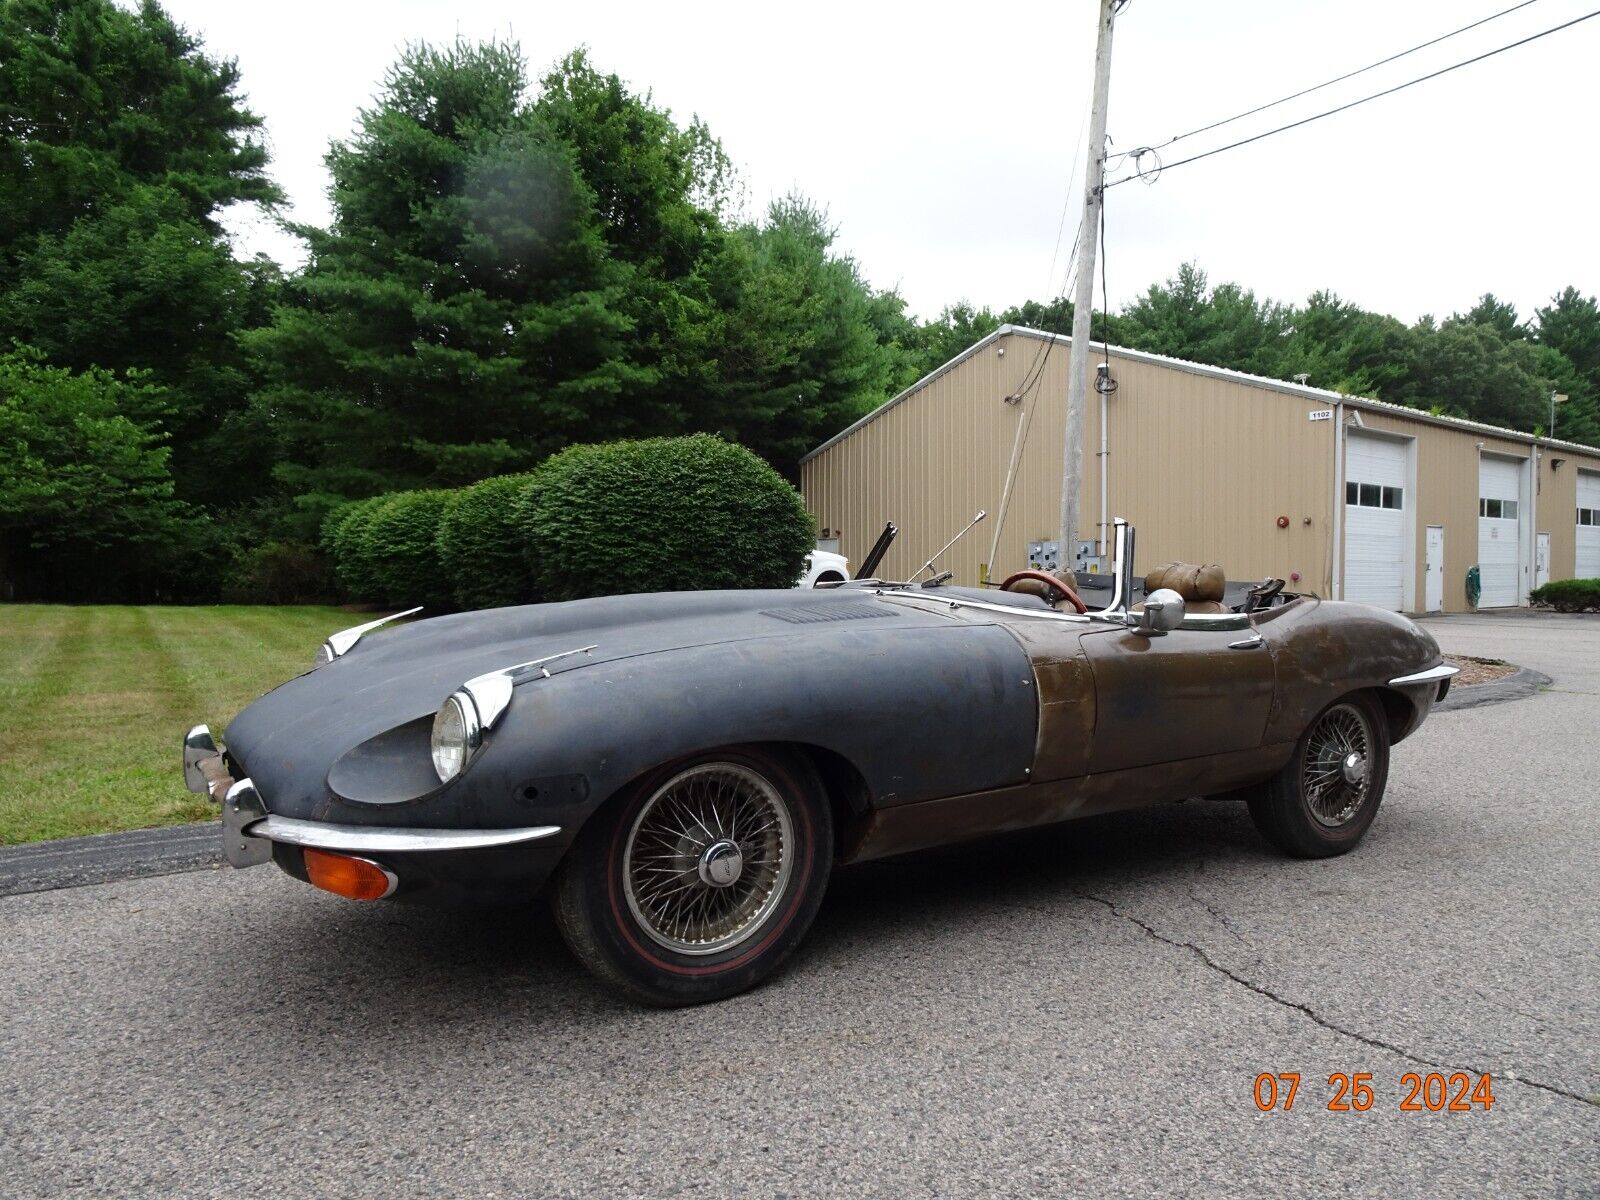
[1478,457,1524,608]
[1578,469,1600,580]
[1344,434,1408,610]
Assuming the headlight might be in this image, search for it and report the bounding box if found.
[430,693,481,783]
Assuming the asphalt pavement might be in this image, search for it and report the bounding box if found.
[0,821,222,897]
[2,611,1596,1198]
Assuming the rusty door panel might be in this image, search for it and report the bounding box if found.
[997,622,1097,781]
[843,743,1295,864]
[1079,624,1276,774]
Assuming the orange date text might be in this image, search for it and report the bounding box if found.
[1252,1072,1494,1112]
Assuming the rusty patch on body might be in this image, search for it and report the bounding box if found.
[996,622,1097,782]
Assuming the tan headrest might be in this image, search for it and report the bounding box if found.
[1144,561,1226,603]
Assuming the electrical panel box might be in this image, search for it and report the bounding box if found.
[1027,539,1061,572]
[1075,539,1104,573]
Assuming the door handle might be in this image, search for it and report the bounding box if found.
[1228,634,1264,649]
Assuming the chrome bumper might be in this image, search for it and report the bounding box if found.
[182,724,562,870]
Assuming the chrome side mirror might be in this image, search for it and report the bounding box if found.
[1136,588,1186,635]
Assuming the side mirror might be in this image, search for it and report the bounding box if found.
[1136,587,1186,635]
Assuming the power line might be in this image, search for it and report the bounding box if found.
[1040,107,1092,300]
[1152,0,1545,152]
[1009,219,1090,406]
[1107,6,1600,188]
[1007,110,1092,405]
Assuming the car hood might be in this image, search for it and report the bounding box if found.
[223,587,949,808]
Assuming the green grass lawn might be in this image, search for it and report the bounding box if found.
[0,605,352,844]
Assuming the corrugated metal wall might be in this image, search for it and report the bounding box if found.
[801,330,1600,611]
[802,331,1335,595]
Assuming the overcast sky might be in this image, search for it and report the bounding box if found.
[162,0,1600,325]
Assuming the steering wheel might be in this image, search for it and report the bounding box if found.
[998,570,1089,614]
[1244,577,1285,613]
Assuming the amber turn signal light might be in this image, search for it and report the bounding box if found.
[303,848,397,901]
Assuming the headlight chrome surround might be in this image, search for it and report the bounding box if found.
[430,691,483,783]
[427,644,597,785]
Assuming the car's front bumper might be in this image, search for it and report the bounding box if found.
[1388,661,1460,703]
[183,724,565,893]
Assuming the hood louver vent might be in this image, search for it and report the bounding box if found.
[762,603,895,625]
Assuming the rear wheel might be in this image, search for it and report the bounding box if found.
[1246,693,1390,858]
[554,748,832,1006]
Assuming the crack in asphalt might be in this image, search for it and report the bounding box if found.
[1074,891,1597,1109]
[1184,883,1252,948]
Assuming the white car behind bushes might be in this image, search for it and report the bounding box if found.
[798,550,848,587]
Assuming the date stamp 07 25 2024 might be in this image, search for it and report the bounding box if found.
[1253,1072,1496,1113]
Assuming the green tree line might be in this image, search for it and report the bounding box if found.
[3,0,1597,602]
[924,264,1600,447]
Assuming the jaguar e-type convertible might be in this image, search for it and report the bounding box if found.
[182,520,1456,1006]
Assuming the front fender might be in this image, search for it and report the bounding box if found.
[1259,599,1445,745]
[469,623,1038,832]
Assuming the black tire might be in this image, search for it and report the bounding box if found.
[553,747,833,1006]
[1246,692,1391,859]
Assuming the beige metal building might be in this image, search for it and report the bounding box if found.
[801,325,1600,613]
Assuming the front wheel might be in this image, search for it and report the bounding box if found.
[1246,693,1391,858]
[554,749,833,1006]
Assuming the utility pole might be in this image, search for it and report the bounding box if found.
[1061,0,1118,559]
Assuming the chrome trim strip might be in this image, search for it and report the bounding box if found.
[1178,612,1254,632]
[1388,663,1460,687]
[321,606,423,662]
[1092,517,1133,616]
[183,724,219,793]
[876,592,1094,624]
[880,588,1254,632]
[244,817,562,853]
[460,644,598,730]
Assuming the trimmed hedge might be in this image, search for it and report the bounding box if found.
[436,472,538,610]
[318,436,816,609]
[520,434,814,601]
[361,490,455,610]
[322,496,390,600]
[1529,578,1600,612]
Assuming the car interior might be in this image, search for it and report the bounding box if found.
[997,561,1298,616]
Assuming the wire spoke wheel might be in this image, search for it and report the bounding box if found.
[622,762,795,956]
[1301,702,1374,827]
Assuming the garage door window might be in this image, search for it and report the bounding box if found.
[1579,507,1599,526]
[1479,498,1519,519]
[1346,481,1404,509]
